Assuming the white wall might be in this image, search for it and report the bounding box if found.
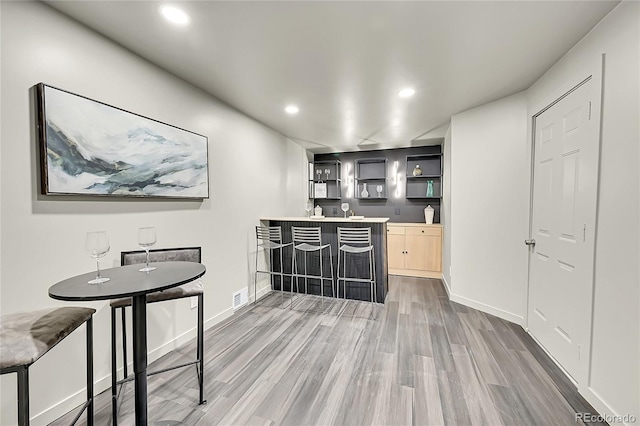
[441,125,452,293]
[448,92,529,323]
[0,2,307,424]
[527,1,639,421]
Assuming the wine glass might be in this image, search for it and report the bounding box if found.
[316,169,322,181]
[341,202,349,218]
[85,231,110,284]
[138,227,157,272]
[325,168,331,180]
[305,200,313,218]
[376,185,383,198]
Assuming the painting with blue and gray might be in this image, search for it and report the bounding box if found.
[44,86,208,198]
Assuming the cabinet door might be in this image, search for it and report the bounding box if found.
[387,227,406,270]
[424,234,442,272]
[405,233,428,271]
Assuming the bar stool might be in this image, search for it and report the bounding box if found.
[291,226,335,305]
[111,247,204,425]
[0,307,95,426]
[255,226,292,305]
[337,227,377,304]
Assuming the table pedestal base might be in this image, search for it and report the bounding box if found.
[132,295,148,426]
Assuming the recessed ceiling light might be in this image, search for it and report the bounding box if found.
[398,88,416,98]
[160,5,191,26]
[285,105,299,114]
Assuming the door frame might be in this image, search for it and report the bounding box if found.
[524,54,605,388]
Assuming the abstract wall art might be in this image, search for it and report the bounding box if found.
[36,83,209,199]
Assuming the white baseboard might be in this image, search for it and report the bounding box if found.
[257,286,273,300]
[32,383,92,426]
[527,332,636,425]
[580,386,637,425]
[448,292,524,325]
[441,274,451,297]
[32,306,235,425]
[205,306,234,328]
[251,284,274,304]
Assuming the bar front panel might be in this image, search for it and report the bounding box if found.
[267,219,388,303]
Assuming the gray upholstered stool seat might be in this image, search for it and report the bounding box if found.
[109,279,203,309]
[1,307,95,425]
[0,307,94,369]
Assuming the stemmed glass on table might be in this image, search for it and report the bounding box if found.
[341,202,349,219]
[305,200,313,218]
[85,231,111,284]
[138,227,157,272]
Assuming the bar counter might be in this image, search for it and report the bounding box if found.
[260,217,389,303]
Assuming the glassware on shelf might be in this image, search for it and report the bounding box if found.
[413,165,423,176]
[376,185,383,198]
[341,202,349,218]
[138,227,157,272]
[85,231,111,284]
[426,180,434,197]
[324,168,331,180]
[361,183,369,198]
[305,200,313,218]
[316,169,322,182]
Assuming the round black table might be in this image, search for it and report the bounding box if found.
[49,261,206,426]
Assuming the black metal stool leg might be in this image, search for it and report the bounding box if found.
[17,366,29,426]
[121,307,128,379]
[86,317,94,426]
[197,293,206,404]
[110,307,118,426]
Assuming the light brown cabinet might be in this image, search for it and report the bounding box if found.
[387,223,442,278]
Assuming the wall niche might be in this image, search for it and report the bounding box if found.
[311,144,442,223]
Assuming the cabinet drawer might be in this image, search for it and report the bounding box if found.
[387,226,405,235]
[406,226,442,237]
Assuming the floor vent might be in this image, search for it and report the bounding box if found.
[232,288,248,310]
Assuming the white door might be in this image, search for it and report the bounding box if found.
[527,77,600,382]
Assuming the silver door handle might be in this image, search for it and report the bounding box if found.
[524,239,536,246]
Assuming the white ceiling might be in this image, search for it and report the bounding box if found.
[45,1,618,153]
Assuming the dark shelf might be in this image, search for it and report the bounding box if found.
[356,197,388,200]
[406,196,442,199]
[355,158,387,164]
[406,154,441,159]
[406,175,440,179]
[355,177,386,181]
[310,159,342,200]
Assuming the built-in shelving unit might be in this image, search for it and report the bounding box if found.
[309,160,342,200]
[405,153,442,199]
[354,158,387,200]
[312,144,443,223]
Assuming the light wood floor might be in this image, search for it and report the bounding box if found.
[53,276,602,425]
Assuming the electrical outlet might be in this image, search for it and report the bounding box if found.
[190,297,198,309]
[333,207,338,215]
[395,208,401,215]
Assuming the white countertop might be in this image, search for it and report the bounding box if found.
[388,222,443,227]
[261,216,390,223]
